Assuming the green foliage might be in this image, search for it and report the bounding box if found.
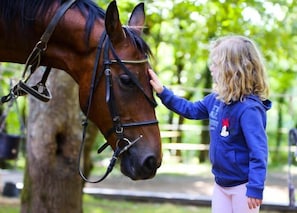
[0,195,210,213]
[0,63,27,135]
[82,195,208,213]
[144,0,297,90]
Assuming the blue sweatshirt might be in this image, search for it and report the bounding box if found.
[158,87,272,199]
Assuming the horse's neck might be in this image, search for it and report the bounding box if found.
[0,9,104,84]
[0,25,40,63]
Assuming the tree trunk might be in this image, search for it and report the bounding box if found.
[21,68,96,213]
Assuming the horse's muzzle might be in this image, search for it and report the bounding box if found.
[120,146,161,180]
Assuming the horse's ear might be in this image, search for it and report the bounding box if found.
[128,3,145,35]
[105,0,125,44]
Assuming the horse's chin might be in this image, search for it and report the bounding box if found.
[120,165,157,180]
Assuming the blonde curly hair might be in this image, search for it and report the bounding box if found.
[209,35,269,104]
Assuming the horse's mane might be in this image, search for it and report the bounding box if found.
[0,0,151,55]
[0,0,105,42]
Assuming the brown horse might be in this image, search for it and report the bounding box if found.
[0,0,162,180]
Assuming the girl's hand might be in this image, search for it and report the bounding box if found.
[247,197,262,209]
[148,69,164,94]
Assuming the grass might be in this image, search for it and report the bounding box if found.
[0,206,20,213]
[0,195,211,213]
[83,195,210,213]
[1,154,295,213]
[0,197,20,213]
[0,194,286,213]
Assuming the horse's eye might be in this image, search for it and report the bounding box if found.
[119,74,134,87]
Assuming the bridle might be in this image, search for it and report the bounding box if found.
[0,0,78,104]
[0,0,159,183]
[78,31,158,183]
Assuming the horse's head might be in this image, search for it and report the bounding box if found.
[80,1,162,180]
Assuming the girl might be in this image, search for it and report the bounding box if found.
[149,35,272,213]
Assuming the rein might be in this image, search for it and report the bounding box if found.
[0,0,76,104]
[78,31,158,183]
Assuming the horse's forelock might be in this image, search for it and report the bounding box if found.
[124,27,152,57]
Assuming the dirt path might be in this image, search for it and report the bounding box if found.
[1,163,296,206]
[86,163,296,206]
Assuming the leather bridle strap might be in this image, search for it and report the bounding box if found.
[83,31,107,119]
[40,0,77,45]
[103,40,126,141]
[79,34,158,183]
[18,66,52,102]
[1,0,76,104]
[20,0,76,99]
[103,39,158,140]
[78,32,109,183]
[109,45,157,108]
[96,38,159,151]
[22,0,76,81]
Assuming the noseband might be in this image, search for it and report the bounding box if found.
[78,32,158,183]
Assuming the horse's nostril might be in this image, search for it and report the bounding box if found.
[143,156,157,171]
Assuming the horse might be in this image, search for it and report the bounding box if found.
[0,0,162,181]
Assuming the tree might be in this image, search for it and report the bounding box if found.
[21,69,96,213]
